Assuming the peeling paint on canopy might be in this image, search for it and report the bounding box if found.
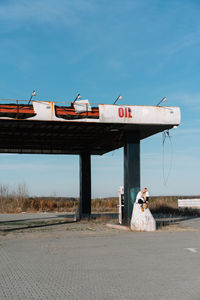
[0,100,180,127]
[0,99,181,154]
[99,104,180,125]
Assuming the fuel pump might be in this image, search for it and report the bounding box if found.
[118,186,124,224]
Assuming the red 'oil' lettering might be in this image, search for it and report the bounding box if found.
[118,107,132,118]
[125,108,128,118]
[128,108,132,118]
[118,107,124,117]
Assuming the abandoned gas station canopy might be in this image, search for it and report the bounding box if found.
[0,98,180,154]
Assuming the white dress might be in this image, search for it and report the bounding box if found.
[130,192,156,232]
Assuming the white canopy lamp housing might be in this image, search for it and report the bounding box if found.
[72,94,92,114]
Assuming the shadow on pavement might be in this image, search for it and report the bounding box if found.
[0,212,118,232]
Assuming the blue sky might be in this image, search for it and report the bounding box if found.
[0,0,200,197]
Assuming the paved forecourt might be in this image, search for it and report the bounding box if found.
[0,217,200,300]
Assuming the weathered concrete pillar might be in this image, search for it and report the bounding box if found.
[79,152,91,219]
[124,132,140,225]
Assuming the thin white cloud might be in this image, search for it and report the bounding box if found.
[177,128,200,134]
[163,31,200,56]
[0,0,96,27]
[150,30,200,73]
[142,152,161,158]
[0,162,78,172]
[107,58,122,71]
[176,93,200,105]
[168,93,200,114]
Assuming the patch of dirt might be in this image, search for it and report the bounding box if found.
[1,218,198,242]
[1,219,125,241]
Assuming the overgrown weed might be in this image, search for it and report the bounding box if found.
[0,184,200,216]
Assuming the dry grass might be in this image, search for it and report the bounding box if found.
[149,196,179,215]
[0,184,78,213]
[0,184,118,213]
[92,197,118,212]
[0,183,200,216]
[149,196,200,216]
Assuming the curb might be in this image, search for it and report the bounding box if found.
[106,223,130,231]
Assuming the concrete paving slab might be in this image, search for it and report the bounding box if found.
[0,217,200,299]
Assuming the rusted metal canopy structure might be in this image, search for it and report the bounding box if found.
[0,119,174,155]
[0,99,181,224]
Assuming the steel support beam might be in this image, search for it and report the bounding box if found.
[124,132,140,224]
[79,152,91,219]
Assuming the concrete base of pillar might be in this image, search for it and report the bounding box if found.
[74,207,91,221]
